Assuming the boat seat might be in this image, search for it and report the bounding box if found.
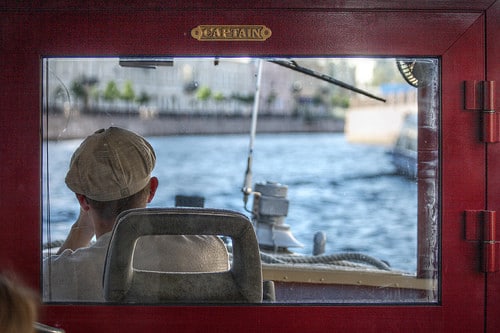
[103,207,263,303]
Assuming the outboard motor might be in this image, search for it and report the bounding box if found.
[252,181,303,252]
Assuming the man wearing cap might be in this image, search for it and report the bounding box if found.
[43,127,229,302]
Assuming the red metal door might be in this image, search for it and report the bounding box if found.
[486,1,500,332]
[0,2,494,332]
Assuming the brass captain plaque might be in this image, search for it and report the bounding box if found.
[191,25,272,41]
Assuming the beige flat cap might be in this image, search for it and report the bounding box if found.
[65,127,156,201]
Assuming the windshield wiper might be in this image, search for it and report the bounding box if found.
[269,59,386,103]
[119,57,174,69]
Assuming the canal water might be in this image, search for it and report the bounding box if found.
[43,132,417,273]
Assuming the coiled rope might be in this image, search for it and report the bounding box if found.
[259,251,392,271]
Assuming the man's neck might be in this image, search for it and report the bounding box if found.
[93,218,115,239]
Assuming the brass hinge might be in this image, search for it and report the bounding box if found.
[464,80,498,143]
[465,210,499,272]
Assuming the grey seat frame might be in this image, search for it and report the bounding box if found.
[103,208,263,303]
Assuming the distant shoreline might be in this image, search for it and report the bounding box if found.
[43,114,345,140]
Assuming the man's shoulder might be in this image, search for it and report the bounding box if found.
[44,233,111,265]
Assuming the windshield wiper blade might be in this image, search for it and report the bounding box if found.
[269,60,386,103]
[119,57,174,69]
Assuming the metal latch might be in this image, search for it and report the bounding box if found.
[464,81,498,143]
[465,210,499,272]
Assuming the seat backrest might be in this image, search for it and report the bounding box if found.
[103,207,263,303]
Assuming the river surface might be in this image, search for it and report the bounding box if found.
[42,133,417,273]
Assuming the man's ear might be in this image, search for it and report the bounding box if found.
[76,194,91,211]
[147,177,159,203]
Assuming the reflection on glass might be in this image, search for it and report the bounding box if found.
[42,57,439,304]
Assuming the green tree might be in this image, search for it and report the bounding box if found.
[196,86,212,101]
[70,75,98,112]
[102,81,120,103]
[213,91,225,103]
[231,93,254,104]
[136,91,151,105]
[121,80,136,103]
[265,90,277,113]
[196,86,212,111]
[52,85,69,113]
[331,95,350,109]
[212,91,226,113]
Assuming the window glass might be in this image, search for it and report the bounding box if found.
[42,57,439,304]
